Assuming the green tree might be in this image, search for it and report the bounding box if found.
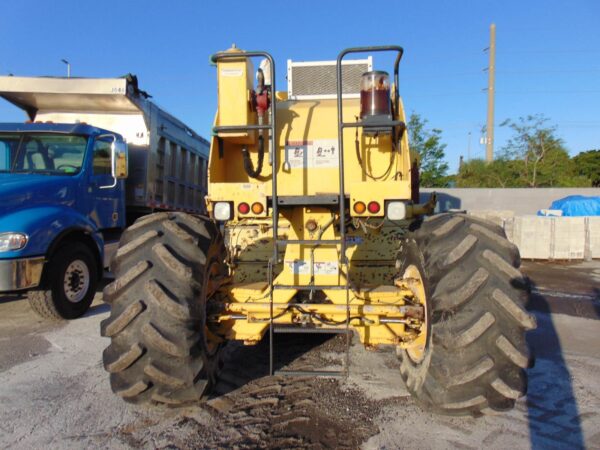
[499,114,590,187]
[407,113,449,187]
[573,150,600,187]
[457,158,522,188]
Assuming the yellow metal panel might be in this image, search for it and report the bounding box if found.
[208,96,413,203]
[216,50,256,144]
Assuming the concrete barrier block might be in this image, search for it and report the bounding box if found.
[514,216,552,260]
[502,217,516,243]
[552,217,586,260]
[468,210,516,241]
[588,216,600,259]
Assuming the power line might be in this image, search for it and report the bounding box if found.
[497,89,600,94]
[408,89,600,97]
[496,49,600,55]
[496,68,600,75]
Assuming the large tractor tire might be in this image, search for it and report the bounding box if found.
[101,212,227,405]
[396,213,536,416]
[28,242,98,320]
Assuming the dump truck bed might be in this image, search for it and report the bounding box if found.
[0,75,209,214]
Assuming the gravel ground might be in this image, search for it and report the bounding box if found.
[1,261,599,449]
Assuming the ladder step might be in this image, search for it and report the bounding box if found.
[274,369,347,378]
[276,239,342,246]
[273,326,351,334]
[276,195,340,206]
[273,285,347,290]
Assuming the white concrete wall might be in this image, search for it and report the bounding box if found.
[421,188,600,215]
[587,217,600,259]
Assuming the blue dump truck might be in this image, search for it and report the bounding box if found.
[0,75,209,319]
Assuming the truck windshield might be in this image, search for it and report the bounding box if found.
[0,133,87,175]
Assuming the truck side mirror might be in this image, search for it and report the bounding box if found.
[98,134,127,189]
[113,141,128,179]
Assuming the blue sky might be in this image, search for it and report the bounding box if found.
[1,0,598,172]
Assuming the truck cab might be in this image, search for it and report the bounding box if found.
[0,74,209,320]
[0,122,128,319]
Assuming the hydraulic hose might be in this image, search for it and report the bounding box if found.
[242,134,265,179]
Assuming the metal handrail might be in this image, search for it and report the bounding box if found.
[335,45,404,259]
[210,50,278,375]
[209,50,278,265]
[335,45,404,377]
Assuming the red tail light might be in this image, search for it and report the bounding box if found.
[367,201,380,213]
[238,202,250,214]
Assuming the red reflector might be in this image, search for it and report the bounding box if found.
[367,201,380,213]
[238,202,250,214]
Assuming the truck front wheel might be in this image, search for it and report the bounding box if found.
[28,243,98,320]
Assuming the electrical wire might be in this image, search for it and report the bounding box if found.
[354,117,397,181]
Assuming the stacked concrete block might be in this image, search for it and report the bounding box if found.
[502,217,516,243]
[430,189,600,260]
[589,217,600,259]
[468,210,516,241]
[514,216,552,259]
[551,217,586,259]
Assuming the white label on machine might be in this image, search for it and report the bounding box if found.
[285,260,339,275]
[220,68,243,77]
[286,143,307,169]
[284,139,338,169]
[312,139,338,167]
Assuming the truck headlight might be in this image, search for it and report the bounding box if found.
[0,232,28,252]
[213,202,232,221]
[387,202,407,221]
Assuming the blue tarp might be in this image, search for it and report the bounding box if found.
[538,195,600,216]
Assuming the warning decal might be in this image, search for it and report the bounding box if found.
[285,260,339,276]
[284,139,338,169]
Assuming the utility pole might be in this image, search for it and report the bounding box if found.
[484,24,496,162]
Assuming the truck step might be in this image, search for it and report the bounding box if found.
[276,239,342,246]
[273,285,347,290]
[273,326,351,334]
[276,195,340,206]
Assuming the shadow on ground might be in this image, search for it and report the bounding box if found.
[526,281,585,449]
[213,332,338,396]
[119,334,390,449]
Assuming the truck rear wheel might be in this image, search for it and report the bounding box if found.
[396,213,536,416]
[101,212,227,405]
[28,243,98,320]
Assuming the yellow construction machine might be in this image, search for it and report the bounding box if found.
[101,45,535,415]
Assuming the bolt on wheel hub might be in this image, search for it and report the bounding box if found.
[402,264,428,363]
[64,259,90,303]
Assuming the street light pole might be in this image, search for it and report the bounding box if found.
[467,131,472,161]
[61,59,71,78]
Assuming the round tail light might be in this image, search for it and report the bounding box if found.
[251,202,264,214]
[367,201,381,214]
[238,202,250,214]
[353,201,366,215]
